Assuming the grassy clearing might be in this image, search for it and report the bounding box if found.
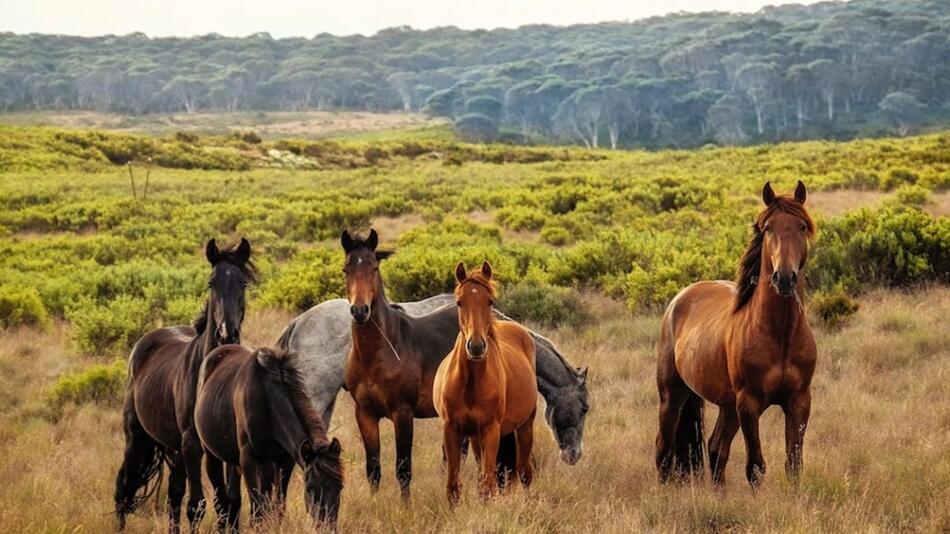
[1,288,948,532]
[0,110,450,140]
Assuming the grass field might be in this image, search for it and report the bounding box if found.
[0,110,449,139]
[1,288,948,532]
[0,122,948,532]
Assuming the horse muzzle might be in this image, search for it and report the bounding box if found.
[560,446,583,465]
[465,339,487,361]
[350,304,371,324]
[770,270,798,298]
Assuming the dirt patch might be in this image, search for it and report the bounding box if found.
[809,189,950,218]
[371,212,427,243]
[925,191,950,217]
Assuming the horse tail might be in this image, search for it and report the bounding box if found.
[674,392,705,478]
[113,383,164,529]
[276,318,297,352]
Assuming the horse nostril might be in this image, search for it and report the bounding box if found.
[771,272,780,286]
[790,271,798,285]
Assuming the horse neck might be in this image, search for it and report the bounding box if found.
[266,383,313,466]
[748,260,805,351]
[190,300,221,374]
[534,335,578,397]
[351,275,401,359]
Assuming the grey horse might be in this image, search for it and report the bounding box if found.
[277,294,589,465]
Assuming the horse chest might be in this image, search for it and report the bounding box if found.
[347,359,421,414]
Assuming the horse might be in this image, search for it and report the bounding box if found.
[655,181,817,488]
[195,346,344,531]
[434,262,537,503]
[275,294,588,466]
[114,238,254,532]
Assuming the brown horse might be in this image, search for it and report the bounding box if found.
[434,262,537,504]
[114,238,254,532]
[195,346,343,531]
[656,181,817,488]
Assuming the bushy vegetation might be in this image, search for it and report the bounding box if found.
[2,0,949,147]
[497,282,589,329]
[811,290,861,328]
[1,126,948,358]
[46,359,126,415]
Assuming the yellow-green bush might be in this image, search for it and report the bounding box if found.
[811,290,861,329]
[66,297,153,356]
[498,282,589,329]
[46,359,126,415]
[0,286,50,329]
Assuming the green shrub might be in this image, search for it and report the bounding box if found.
[540,225,573,246]
[67,296,153,356]
[498,282,589,329]
[891,184,932,207]
[47,359,126,414]
[495,205,548,231]
[811,290,860,328]
[259,248,345,311]
[0,286,50,329]
[880,167,918,190]
[811,208,950,293]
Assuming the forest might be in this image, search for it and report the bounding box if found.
[1,0,949,148]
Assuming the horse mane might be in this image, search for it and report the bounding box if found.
[734,195,815,311]
[254,348,329,443]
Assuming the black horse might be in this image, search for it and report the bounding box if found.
[114,238,254,533]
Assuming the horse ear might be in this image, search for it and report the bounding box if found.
[340,230,356,253]
[367,229,379,250]
[577,366,588,384]
[794,180,807,204]
[235,238,251,264]
[300,440,316,462]
[762,182,776,206]
[321,438,342,457]
[375,250,394,262]
[455,262,467,283]
[206,239,220,265]
[481,260,493,279]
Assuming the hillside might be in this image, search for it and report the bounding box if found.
[2,0,949,148]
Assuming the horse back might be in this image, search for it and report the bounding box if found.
[195,345,252,466]
[661,281,736,405]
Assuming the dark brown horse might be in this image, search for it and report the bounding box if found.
[195,346,343,531]
[114,238,254,532]
[341,229,462,500]
[434,262,537,504]
[656,181,817,488]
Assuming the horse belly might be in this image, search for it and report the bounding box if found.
[134,366,181,449]
[674,332,735,406]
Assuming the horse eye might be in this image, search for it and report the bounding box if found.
[799,223,807,232]
[456,301,462,307]
[489,300,494,306]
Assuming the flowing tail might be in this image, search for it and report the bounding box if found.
[674,392,705,478]
[113,388,165,529]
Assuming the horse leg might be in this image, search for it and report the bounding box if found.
[225,465,242,531]
[275,457,295,521]
[443,423,463,506]
[515,409,536,488]
[166,454,187,534]
[737,391,767,488]
[707,404,740,487]
[393,409,415,501]
[181,429,206,531]
[204,453,232,532]
[240,448,264,524]
[259,462,277,518]
[114,404,163,530]
[477,422,501,499]
[354,406,382,491]
[783,388,811,484]
[655,378,689,483]
[496,433,516,489]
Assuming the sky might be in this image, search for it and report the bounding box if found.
[1,0,823,38]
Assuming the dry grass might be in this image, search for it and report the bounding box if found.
[0,110,448,139]
[809,189,950,218]
[1,288,949,532]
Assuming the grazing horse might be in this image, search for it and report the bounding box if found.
[195,346,343,531]
[114,238,254,532]
[434,262,537,504]
[656,181,817,488]
[276,294,588,466]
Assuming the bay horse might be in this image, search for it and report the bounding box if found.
[434,262,537,504]
[276,294,588,466]
[656,181,816,488]
[114,238,254,532]
[195,346,343,531]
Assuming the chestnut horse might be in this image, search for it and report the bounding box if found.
[114,238,254,532]
[434,262,537,504]
[656,181,817,488]
[195,346,343,531]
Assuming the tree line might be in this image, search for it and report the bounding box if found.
[1,0,948,148]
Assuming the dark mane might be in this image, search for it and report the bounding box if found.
[192,301,210,334]
[255,348,329,444]
[734,195,815,311]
